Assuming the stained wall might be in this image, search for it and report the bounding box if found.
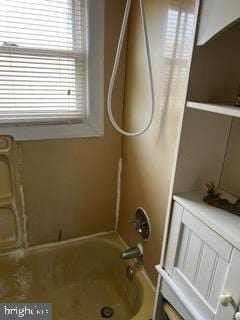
[16,0,127,246]
[118,0,197,284]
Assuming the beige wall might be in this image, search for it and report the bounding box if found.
[188,22,240,104]
[16,0,127,246]
[118,0,197,284]
[220,118,240,198]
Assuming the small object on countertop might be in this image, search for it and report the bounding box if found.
[203,182,240,216]
[205,182,222,199]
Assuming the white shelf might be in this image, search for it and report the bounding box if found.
[173,191,240,251]
[187,101,240,118]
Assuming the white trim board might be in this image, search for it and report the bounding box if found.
[187,101,240,118]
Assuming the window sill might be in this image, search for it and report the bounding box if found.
[0,120,104,140]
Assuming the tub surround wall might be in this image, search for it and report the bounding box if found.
[0,0,196,292]
[7,0,127,246]
[118,0,197,284]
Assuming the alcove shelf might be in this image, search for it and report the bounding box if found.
[187,101,240,118]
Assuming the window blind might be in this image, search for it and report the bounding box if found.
[0,0,88,124]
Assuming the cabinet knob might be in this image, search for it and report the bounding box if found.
[235,312,240,320]
[219,294,232,306]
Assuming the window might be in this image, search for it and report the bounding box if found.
[0,0,104,140]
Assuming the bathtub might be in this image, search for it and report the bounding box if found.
[0,232,155,320]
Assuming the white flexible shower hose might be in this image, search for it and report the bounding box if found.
[107,0,155,137]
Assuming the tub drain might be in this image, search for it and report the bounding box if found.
[100,306,114,318]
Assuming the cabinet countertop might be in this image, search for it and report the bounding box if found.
[174,191,240,251]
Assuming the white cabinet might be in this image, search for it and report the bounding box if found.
[154,3,240,317]
[158,193,240,320]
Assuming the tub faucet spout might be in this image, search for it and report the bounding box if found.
[120,244,143,260]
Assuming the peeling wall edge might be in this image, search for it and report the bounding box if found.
[115,157,122,230]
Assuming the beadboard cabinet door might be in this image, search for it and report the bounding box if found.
[164,201,240,320]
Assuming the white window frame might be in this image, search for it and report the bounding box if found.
[0,0,104,140]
